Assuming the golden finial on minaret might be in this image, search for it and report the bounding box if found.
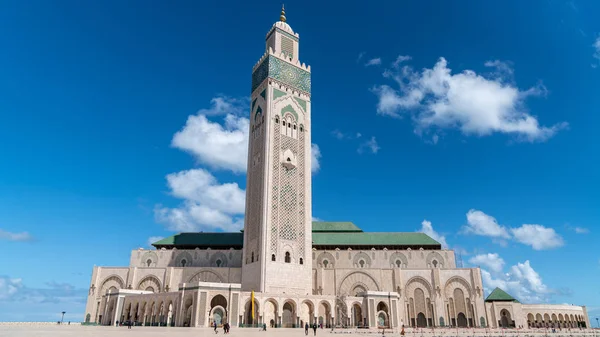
[280,4,286,22]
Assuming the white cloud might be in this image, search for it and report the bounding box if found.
[172,112,249,173]
[0,276,22,300]
[463,210,564,250]
[357,52,366,63]
[392,55,411,68]
[372,57,567,142]
[0,276,86,305]
[358,136,380,154]
[0,229,32,242]
[155,168,245,232]
[593,36,600,65]
[511,224,564,250]
[311,144,321,173]
[468,253,505,274]
[147,236,164,247]
[365,58,382,66]
[574,227,589,234]
[331,129,345,140]
[479,259,551,303]
[312,216,323,222]
[420,220,448,249]
[484,60,514,78]
[463,209,511,239]
[197,96,246,116]
[331,129,362,140]
[166,169,245,215]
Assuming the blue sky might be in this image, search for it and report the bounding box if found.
[0,0,599,323]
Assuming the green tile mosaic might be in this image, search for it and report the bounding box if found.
[252,56,311,94]
[281,104,298,120]
[273,88,287,100]
[293,97,307,111]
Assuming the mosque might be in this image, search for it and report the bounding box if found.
[84,7,591,330]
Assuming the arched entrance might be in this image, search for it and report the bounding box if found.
[166,302,174,327]
[376,302,389,328]
[183,298,193,327]
[417,313,427,327]
[300,301,314,326]
[263,299,278,328]
[500,309,512,328]
[244,298,260,327]
[282,301,296,328]
[318,301,331,328]
[457,313,468,327]
[210,295,228,326]
[352,303,363,327]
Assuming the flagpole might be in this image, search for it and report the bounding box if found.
[251,290,255,327]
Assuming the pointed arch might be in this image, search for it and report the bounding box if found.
[188,270,224,283]
[137,275,162,293]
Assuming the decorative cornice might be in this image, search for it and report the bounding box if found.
[266,27,299,42]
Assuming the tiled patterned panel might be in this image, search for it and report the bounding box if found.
[252,56,311,94]
[269,57,311,93]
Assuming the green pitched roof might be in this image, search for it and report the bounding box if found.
[312,232,440,247]
[152,222,441,248]
[485,288,520,303]
[311,221,362,233]
[152,232,243,248]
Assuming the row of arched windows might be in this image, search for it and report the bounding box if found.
[274,116,304,139]
[271,252,303,265]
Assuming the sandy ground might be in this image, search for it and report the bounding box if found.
[0,326,598,337]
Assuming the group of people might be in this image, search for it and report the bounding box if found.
[213,321,231,334]
[304,323,319,336]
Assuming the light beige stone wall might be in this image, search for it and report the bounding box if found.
[312,249,456,270]
[129,248,242,269]
[484,302,590,329]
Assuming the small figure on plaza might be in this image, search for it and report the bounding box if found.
[305,322,309,335]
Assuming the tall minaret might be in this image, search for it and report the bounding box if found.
[241,6,312,295]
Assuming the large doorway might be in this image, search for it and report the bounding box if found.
[282,302,296,328]
[417,313,427,327]
[210,295,228,326]
[244,299,259,327]
[352,303,363,327]
[500,309,512,328]
[457,313,468,327]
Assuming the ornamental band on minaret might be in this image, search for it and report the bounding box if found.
[83,7,591,330]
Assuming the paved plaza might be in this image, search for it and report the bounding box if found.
[0,325,599,337]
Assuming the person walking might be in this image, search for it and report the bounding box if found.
[312,322,317,336]
[214,321,218,334]
[305,322,309,335]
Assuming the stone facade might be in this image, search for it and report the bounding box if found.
[83,8,591,331]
